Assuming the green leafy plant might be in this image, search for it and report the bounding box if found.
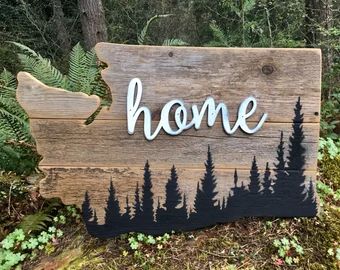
[0,205,80,269]
[0,68,37,174]
[273,236,304,266]
[127,232,171,251]
[318,137,340,160]
[11,42,111,107]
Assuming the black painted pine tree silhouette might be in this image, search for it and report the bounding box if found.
[247,156,262,215]
[193,182,204,215]
[262,162,272,196]
[248,156,261,195]
[141,161,154,224]
[164,165,182,212]
[133,182,142,222]
[302,179,317,215]
[104,179,121,227]
[285,98,308,207]
[92,210,98,225]
[225,169,248,218]
[82,191,94,224]
[179,194,188,223]
[121,195,131,225]
[272,131,287,198]
[191,146,219,224]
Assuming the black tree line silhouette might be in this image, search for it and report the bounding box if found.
[82,98,318,238]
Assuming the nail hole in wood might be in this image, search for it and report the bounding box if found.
[262,65,274,75]
[168,52,173,57]
[314,112,319,116]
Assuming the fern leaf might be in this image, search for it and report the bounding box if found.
[8,41,40,58]
[0,69,17,88]
[67,43,86,91]
[18,212,52,234]
[162,39,189,46]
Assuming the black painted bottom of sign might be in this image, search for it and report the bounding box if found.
[81,98,318,238]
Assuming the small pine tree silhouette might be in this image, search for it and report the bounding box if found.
[121,195,131,225]
[82,191,93,224]
[248,156,261,195]
[163,165,182,212]
[92,210,98,225]
[141,161,154,224]
[262,162,272,196]
[133,182,142,222]
[303,179,317,215]
[226,169,248,218]
[179,194,188,221]
[193,182,204,214]
[104,179,121,227]
[272,131,287,197]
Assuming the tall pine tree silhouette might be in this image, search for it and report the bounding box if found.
[285,97,309,212]
[104,179,121,227]
[141,161,154,225]
[191,146,219,224]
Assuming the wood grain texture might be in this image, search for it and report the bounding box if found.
[30,119,319,170]
[16,72,100,119]
[95,44,321,123]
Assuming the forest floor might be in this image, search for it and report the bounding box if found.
[1,155,339,270]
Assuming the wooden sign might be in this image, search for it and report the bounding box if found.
[16,44,321,238]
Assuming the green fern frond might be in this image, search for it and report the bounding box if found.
[18,212,52,234]
[18,54,68,89]
[8,41,40,58]
[67,42,86,91]
[0,69,16,88]
[0,109,31,142]
[162,39,189,46]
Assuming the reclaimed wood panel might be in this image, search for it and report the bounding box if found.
[16,44,321,237]
[29,119,319,170]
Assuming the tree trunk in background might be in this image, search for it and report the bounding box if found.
[304,0,318,47]
[52,0,71,55]
[319,0,333,73]
[78,0,108,49]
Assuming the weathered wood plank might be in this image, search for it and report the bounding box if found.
[39,166,317,222]
[16,72,100,119]
[30,119,319,170]
[17,46,321,123]
[95,44,321,123]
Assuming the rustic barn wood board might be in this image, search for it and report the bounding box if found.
[17,44,321,237]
